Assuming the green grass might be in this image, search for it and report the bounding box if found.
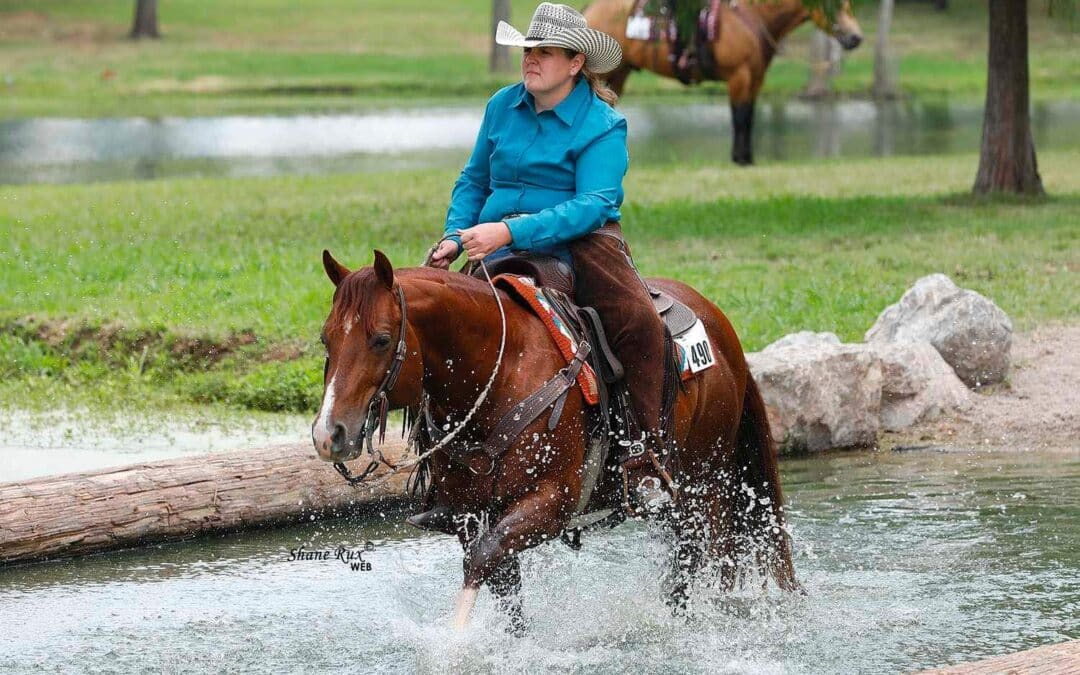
[2,152,1078,413]
[0,0,1076,117]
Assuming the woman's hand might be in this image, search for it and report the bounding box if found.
[460,222,512,261]
[428,240,461,269]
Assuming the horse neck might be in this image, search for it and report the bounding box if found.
[398,269,521,420]
[749,0,810,46]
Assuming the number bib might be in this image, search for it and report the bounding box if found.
[674,320,716,374]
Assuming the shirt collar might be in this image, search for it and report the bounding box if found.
[511,78,590,126]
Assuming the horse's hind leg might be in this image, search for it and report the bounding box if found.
[489,556,527,636]
[664,498,711,614]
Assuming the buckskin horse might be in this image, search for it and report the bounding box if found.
[312,250,796,630]
[583,0,864,164]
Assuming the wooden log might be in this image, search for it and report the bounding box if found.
[918,639,1080,673]
[0,441,413,566]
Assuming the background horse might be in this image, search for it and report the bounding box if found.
[584,0,864,164]
[313,250,796,630]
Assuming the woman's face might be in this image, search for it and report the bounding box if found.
[522,47,584,97]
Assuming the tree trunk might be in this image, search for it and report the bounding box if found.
[804,30,841,99]
[490,0,513,73]
[872,0,899,99]
[130,0,160,39]
[0,442,411,565]
[973,0,1044,195]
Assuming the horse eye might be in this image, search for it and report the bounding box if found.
[370,333,392,350]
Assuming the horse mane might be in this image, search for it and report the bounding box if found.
[327,268,384,336]
[326,266,502,336]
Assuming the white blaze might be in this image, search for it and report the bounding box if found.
[313,374,337,451]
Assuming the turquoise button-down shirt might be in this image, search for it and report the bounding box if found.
[444,77,628,263]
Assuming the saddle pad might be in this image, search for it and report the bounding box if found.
[626,0,723,42]
[493,275,600,406]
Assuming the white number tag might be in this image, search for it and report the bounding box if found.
[626,15,652,40]
[674,320,715,374]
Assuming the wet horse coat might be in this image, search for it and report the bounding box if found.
[313,251,796,629]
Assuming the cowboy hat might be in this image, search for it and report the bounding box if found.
[495,3,623,74]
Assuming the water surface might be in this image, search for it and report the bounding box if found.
[1,449,1076,673]
[2,100,1077,184]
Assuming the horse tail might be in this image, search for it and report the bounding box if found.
[734,373,798,591]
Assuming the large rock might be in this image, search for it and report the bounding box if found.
[865,274,1012,387]
[762,331,840,353]
[747,342,882,452]
[866,341,972,431]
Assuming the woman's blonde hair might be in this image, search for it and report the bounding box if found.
[562,49,619,107]
[580,67,619,106]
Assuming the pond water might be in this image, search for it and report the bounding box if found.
[0,407,311,482]
[2,100,1078,185]
[1,448,1076,673]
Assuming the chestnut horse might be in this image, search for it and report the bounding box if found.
[584,0,864,164]
[313,250,795,630]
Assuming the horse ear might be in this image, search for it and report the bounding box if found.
[323,249,350,287]
[373,250,394,289]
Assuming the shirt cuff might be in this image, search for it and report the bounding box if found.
[444,232,463,253]
[504,216,535,250]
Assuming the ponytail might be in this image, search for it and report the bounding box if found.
[581,67,619,107]
[562,49,619,107]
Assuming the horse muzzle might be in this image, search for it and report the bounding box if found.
[312,420,364,462]
[837,32,862,50]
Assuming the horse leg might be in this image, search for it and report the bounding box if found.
[488,556,527,636]
[727,67,756,165]
[665,508,707,615]
[453,485,571,629]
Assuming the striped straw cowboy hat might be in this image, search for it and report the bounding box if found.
[495,2,623,74]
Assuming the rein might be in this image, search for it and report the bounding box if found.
[333,237,508,488]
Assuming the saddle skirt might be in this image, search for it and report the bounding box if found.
[493,274,601,405]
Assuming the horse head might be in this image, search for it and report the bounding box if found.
[312,249,423,462]
[808,0,863,50]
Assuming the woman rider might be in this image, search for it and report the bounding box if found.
[414,3,670,530]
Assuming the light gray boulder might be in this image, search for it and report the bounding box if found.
[866,341,972,431]
[762,331,841,353]
[864,274,1012,387]
[747,342,882,453]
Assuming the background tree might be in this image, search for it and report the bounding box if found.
[872,0,898,99]
[490,0,512,73]
[803,30,842,99]
[130,0,160,39]
[809,0,1072,195]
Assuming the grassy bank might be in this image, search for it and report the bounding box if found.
[2,152,1078,413]
[0,1,1076,118]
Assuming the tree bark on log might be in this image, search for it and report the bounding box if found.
[973,0,1044,195]
[0,442,412,566]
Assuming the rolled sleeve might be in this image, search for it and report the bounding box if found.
[507,119,628,251]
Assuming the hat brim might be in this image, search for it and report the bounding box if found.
[495,21,623,74]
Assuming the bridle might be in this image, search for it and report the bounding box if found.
[331,241,509,487]
[333,283,409,485]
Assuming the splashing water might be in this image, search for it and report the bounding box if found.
[0,449,1076,673]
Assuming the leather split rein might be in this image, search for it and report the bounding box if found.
[333,245,592,488]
